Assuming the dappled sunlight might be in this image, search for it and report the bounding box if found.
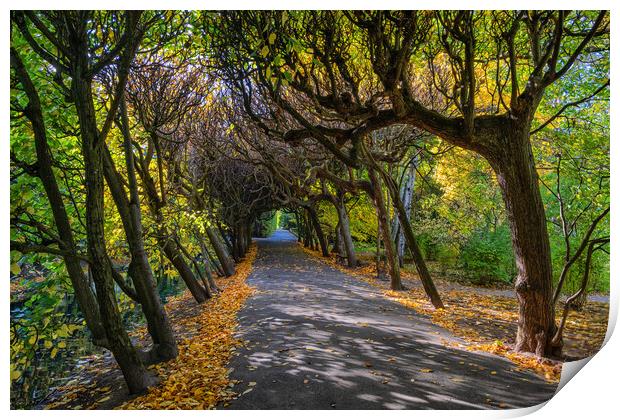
[303,243,609,382]
[223,231,557,409]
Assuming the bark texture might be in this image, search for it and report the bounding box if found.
[486,120,556,355]
[10,48,107,345]
[368,168,402,290]
[73,71,153,393]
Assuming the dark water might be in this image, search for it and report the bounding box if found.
[10,278,186,409]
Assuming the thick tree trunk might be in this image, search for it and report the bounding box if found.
[368,168,402,290]
[73,74,153,393]
[488,126,556,356]
[101,96,178,363]
[10,48,107,344]
[126,259,178,364]
[207,227,235,276]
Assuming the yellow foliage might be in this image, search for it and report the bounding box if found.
[45,244,257,410]
[120,244,257,409]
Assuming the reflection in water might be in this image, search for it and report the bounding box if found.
[10,277,186,409]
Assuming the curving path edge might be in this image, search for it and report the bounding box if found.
[222,230,557,410]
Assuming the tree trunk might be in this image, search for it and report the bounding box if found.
[207,227,235,276]
[10,48,107,344]
[204,243,225,277]
[334,194,357,267]
[294,211,302,242]
[159,233,209,303]
[102,96,178,363]
[368,168,402,290]
[237,224,245,257]
[217,223,234,255]
[242,223,248,254]
[242,222,250,254]
[381,170,444,308]
[333,222,342,254]
[176,238,212,299]
[307,205,329,257]
[302,212,311,247]
[73,73,153,393]
[398,160,417,265]
[231,224,243,261]
[134,145,209,304]
[488,126,556,356]
[376,212,383,276]
[195,233,220,292]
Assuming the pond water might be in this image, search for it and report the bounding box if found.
[10,277,186,409]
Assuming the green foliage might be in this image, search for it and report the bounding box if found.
[458,225,516,285]
[10,258,88,408]
[347,198,376,243]
[254,211,279,237]
[534,65,610,296]
[279,211,296,231]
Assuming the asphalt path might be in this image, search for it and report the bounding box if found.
[223,230,557,410]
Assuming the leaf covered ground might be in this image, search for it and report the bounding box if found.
[303,247,609,383]
[45,244,257,410]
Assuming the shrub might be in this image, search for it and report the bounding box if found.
[459,225,516,285]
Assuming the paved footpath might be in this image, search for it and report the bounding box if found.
[223,230,557,410]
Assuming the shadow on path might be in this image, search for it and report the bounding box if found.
[223,230,557,410]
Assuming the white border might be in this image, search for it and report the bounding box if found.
[3,2,618,419]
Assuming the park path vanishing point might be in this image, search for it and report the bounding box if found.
[223,230,557,410]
